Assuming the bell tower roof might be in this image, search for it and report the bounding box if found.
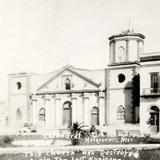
[109,30,145,40]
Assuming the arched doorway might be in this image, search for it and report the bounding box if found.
[63,101,72,128]
[149,106,159,132]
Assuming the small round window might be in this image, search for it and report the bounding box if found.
[17,82,22,90]
[118,74,125,83]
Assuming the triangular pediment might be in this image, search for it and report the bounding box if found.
[37,67,100,93]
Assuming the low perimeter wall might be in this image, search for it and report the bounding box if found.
[0,144,160,160]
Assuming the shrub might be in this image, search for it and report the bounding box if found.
[71,137,79,146]
[0,136,14,147]
[2,136,13,144]
[30,126,37,133]
[70,122,90,145]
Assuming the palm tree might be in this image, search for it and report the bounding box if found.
[70,122,90,145]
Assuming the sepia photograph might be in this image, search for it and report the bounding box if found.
[0,0,159,159]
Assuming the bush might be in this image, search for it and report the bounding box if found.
[0,136,14,147]
[3,136,13,144]
[71,137,79,146]
[71,122,90,145]
[30,126,37,133]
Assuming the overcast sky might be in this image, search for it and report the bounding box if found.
[0,0,159,100]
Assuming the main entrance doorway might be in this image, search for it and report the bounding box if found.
[63,101,72,128]
[149,106,159,132]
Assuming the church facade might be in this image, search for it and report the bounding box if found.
[8,31,160,135]
[8,66,105,133]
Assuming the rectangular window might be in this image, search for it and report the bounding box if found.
[150,72,159,93]
[117,112,125,120]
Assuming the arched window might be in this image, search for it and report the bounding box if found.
[65,78,71,90]
[39,108,45,121]
[117,105,125,120]
[16,108,22,120]
[150,106,159,126]
[91,107,99,125]
[118,46,127,62]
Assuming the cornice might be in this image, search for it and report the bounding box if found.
[109,33,145,40]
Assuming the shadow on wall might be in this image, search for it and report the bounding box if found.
[132,74,140,124]
[124,81,132,123]
[123,74,140,124]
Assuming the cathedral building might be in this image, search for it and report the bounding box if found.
[8,31,160,135]
[8,66,105,132]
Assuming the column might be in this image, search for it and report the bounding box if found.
[78,94,84,123]
[114,40,117,62]
[105,69,110,126]
[50,95,56,128]
[45,97,50,128]
[126,40,129,61]
[159,110,160,134]
[137,40,140,61]
[71,97,77,124]
[99,92,105,126]
[83,96,89,126]
[140,102,150,134]
[113,41,116,63]
[32,99,37,125]
[22,98,28,124]
[55,98,61,128]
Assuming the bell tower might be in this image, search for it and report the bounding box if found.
[109,30,145,64]
[106,30,145,127]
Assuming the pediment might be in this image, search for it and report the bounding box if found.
[37,67,100,93]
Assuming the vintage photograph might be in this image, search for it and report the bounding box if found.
[0,0,159,159]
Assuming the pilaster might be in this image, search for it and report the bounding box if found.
[44,95,51,128]
[126,39,129,61]
[98,92,105,126]
[137,40,140,61]
[50,95,56,128]
[83,93,90,126]
[32,98,38,125]
[71,96,77,124]
[55,97,61,128]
